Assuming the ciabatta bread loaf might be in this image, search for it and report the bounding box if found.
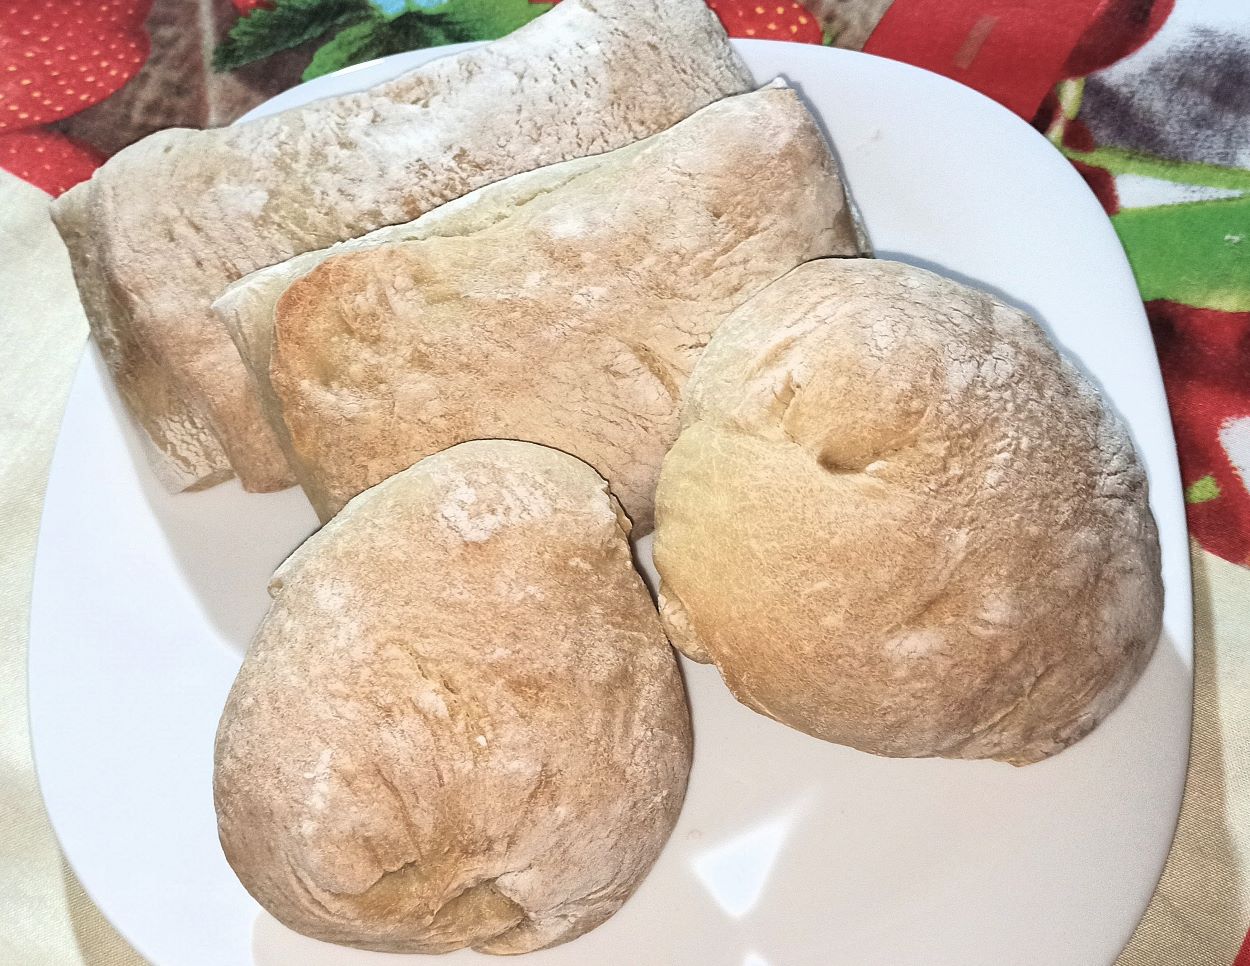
[653,258,1162,765]
[214,440,691,953]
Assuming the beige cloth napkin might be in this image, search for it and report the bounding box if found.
[1121,547,1250,966]
[0,167,1243,965]
[0,171,144,966]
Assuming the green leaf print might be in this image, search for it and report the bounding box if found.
[1112,195,1250,313]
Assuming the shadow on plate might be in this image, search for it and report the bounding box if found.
[97,348,319,654]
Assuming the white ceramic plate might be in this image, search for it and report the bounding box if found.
[30,40,1192,966]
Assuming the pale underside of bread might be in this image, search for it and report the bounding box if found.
[654,258,1163,765]
[50,0,753,493]
[214,440,691,954]
[266,84,866,530]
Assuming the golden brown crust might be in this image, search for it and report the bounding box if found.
[654,259,1163,765]
[214,440,691,953]
[213,152,612,500]
[267,85,863,530]
[51,0,753,492]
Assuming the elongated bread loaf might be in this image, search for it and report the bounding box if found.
[51,0,752,492]
[653,259,1163,765]
[214,440,691,954]
[258,84,864,530]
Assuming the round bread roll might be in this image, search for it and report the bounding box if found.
[214,440,691,953]
[654,259,1162,765]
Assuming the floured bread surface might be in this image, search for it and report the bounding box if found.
[654,259,1163,765]
[213,152,611,487]
[214,440,692,954]
[267,84,863,530]
[51,0,753,493]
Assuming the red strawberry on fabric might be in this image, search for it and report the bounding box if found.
[533,0,823,43]
[0,126,103,195]
[0,0,151,194]
[706,1,823,43]
[0,0,153,132]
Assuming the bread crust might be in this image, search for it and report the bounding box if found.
[654,259,1163,765]
[214,440,691,953]
[213,152,611,498]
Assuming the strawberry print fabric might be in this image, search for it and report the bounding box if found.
[0,0,150,193]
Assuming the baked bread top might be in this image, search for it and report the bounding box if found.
[214,440,691,953]
[653,258,1163,764]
